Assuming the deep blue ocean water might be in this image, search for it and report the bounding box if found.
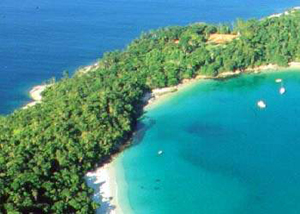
[115,71,300,213]
[0,0,299,114]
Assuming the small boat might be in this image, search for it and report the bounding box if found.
[279,87,286,94]
[275,78,282,83]
[158,150,163,155]
[257,100,267,108]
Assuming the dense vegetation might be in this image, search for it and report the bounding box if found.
[1,9,300,213]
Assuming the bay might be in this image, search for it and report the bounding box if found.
[116,70,300,213]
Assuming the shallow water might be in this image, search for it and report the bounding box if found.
[1,0,299,114]
[115,70,300,213]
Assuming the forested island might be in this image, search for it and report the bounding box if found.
[1,8,300,213]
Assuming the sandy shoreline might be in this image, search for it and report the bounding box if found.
[86,161,124,214]
[143,62,300,109]
[23,84,52,109]
[143,77,206,110]
[22,60,100,110]
[77,61,100,75]
[267,6,300,19]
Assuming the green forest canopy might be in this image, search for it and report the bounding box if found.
[1,9,300,213]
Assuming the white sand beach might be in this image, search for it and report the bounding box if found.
[22,60,101,110]
[86,162,124,214]
[267,6,300,19]
[77,61,100,74]
[143,62,300,109]
[23,84,52,109]
[143,79,203,110]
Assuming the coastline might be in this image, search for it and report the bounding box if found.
[20,61,300,213]
[143,62,300,110]
[94,62,300,214]
[22,60,300,213]
[20,23,300,212]
[86,160,124,214]
[22,60,101,110]
[23,84,52,109]
[93,61,300,214]
[20,5,300,112]
[267,6,300,19]
[143,76,208,110]
[76,61,100,75]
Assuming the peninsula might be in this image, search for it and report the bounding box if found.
[1,7,300,213]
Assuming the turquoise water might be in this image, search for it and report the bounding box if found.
[115,70,300,213]
[1,0,299,114]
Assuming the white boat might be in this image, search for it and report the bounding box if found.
[275,78,282,83]
[257,100,266,108]
[158,150,163,155]
[279,87,286,94]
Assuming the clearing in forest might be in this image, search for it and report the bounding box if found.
[208,33,238,44]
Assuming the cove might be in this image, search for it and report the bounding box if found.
[114,70,300,213]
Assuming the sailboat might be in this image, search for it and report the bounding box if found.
[257,100,267,108]
[279,87,286,95]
